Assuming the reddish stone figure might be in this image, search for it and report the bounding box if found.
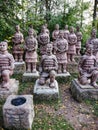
[75,25,82,55]
[39,44,58,88]
[78,45,98,88]
[38,25,50,55]
[54,30,68,73]
[12,25,24,62]
[52,24,60,41]
[0,41,14,89]
[63,25,70,41]
[67,26,77,62]
[25,28,38,73]
[44,23,50,35]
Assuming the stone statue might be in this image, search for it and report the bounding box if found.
[39,44,58,88]
[29,24,37,38]
[86,28,97,48]
[78,45,98,88]
[67,26,77,62]
[52,24,60,41]
[38,25,50,55]
[63,25,69,41]
[12,25,24,62]
[54,30,68,73]
[25,28,38,73]
[0,41,14,89]
[76,25,82,55]
[44,23,50,35]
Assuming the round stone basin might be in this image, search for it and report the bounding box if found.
[11,97,26,106]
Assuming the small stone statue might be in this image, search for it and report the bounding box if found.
[54,30,68,73]
[52,24,60,41]
[39,44,58,88]
[86,28,97,48]
[63,25,70,41]
[28,24,37,38]
[0,41,14,89]
[78,45,98,88]
[12,25,24,62]
[44,23,50,35]
[38,25,50,55]
[25,28,38,73]
[67,26,77,62]
[76,25,82,55]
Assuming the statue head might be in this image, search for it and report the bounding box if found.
[55,24,59,30]
[15,25,20,32]
[86,44,93,56]
[0,41,8,52]
[91,28,97,38]
[41,25,46,33]
[59,30,64,38]
[28,28,34,36]
[70,26,74,33]
[46,43,53,54]
[65,25,68,30]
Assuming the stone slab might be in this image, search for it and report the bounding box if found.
[3,95,34,130]
[70,79,98,102]
[22,71,39,82]
[14,62,26,74]
[56,72,70,77]
[33,79,59,100]
[66,62,78,73]
[0,79,19,100]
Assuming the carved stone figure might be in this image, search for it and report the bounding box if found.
[44,23,50,35]
[76,25,82,55]
[90,38,98,56]
[0,41,14,89]
[28,24,37,38]
[39,44,58,88]
[63,25,69,41]
[12,25,24,62]
[86,28,97,48]
[67,26,77,62]
[78,45,98,88]
[38,25,50,55]
[52,24,60,41]
[54,30,68,73]
[25,28,38,73]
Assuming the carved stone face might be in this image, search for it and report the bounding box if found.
[15,25,20,32]
[46,44,53,54]
[28,29,33,36]
[59,31,64,38]
[91,29,97,38]
[0,42,7,52]
[55,24,59,30]
[86,45,93,55]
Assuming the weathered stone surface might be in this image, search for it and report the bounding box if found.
[70,79,98,102]
[14,62,26,74]
[56,72,70,77]
[0,79,19,100]
[33,79,59,100]
[66,62,78,73]
[22,71,39,82]
[3,95,34,130]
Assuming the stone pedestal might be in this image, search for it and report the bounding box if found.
[3,95,34,130]
[67,62,78,73]
[22,71,39,82]
[0,79,19,100]
[33,79,59,100]
[70,79,98,102]
[14,62,26,74]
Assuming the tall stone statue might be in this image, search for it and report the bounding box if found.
[25,28,38,73]
[38,25,50,55]
[78,45,98,88]
[39,44,58,88]
[12,25,24,62]
[63,25,69,41]
[67,26,77,62]
[52,24,60,41]
[0,41,14,89]
[76,25,82,55]
[54,30,68,73]
[86,28,97,48]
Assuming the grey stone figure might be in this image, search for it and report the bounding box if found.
[0,41,14,89]
[39,44,58,88]
[12,25,24,62]
[54,30,68,73]
[52,24,60,41]
[78,45,98,88]
[38,25,50,55]
[25,28,38,73]
[63,25,70,41]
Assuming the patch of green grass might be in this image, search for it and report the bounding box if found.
[32,110,74,130]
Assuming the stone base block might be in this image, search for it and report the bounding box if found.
[33,79,59,100]
[14,62,26,74]
[0,79,19,100]
[56,72,70,77]
[22,71,39,82]
[3,95,34,130]
[70,79,98,102]
[67,62,78,73]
